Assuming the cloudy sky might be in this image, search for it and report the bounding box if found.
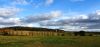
[0,0,100,31]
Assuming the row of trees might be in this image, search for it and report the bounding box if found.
[74,31,86,36]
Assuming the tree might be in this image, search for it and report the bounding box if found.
[79,31,85,36]
[61,33,64,36]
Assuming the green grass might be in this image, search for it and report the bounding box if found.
[0,36,100,47]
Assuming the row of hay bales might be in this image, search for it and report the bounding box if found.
[0,29,65,36]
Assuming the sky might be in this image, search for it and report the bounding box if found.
[1,0,100,31]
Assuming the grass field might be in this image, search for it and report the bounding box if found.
[0,36,100,47]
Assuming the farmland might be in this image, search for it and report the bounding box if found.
[0,36,100,47]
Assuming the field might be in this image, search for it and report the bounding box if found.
[0,36,100,47]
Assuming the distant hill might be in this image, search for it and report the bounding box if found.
[0,26,64,32]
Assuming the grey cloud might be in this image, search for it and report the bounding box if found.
[24,14,53,23]
[74,19,100,23]
[0,7,21,18]
[87,23,100,29]
[0,7,21,27]
[39,11,100,30]
[0,22,16,25]
[39,20,66,26]
[23,10,62,23]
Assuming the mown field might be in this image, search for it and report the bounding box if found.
[0,36,100,47]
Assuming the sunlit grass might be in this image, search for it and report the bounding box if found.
[0,36,100,47]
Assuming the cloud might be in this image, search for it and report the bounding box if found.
[39,14,88,26]
[96,10,100,15]
[23,10,62,23]
[0,0,53,9]
[12,0,29,5]
[39,10,100,31]
[0,17,21,25]
[0,6,22,27]
[39,20,66,26]
[45,0,54,6]
[68,11,100,30]
[0,7,21,18]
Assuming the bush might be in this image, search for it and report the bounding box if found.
[3,32,8,36]
[88,34,93,36]
[74,32,78,36]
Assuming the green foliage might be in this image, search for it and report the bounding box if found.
[79,31,85,36]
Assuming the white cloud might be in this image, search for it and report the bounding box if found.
[0,7,21,18]
[24,23,40,27]
[45,0,54,6]
[12,0,29,5]
[50,10,62,17]
[8,18,21,24]
[72,14,88,20]
[9,0,54,8]
[96,10,100,15]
